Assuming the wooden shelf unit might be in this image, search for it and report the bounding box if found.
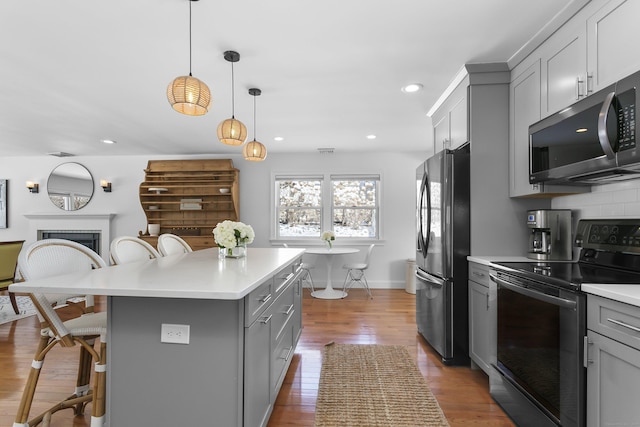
[138,159,239,250]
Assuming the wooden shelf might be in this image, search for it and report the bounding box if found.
[138,159,239,251]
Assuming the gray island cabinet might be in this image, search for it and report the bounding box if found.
[11,247,305,427]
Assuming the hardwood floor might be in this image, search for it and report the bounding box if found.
[0,289,515,426]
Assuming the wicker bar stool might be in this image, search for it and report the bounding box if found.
[157,233,193,256]
[14,239,108,427]
[109,235,160,265]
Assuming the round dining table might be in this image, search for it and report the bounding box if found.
[304,247,360,299]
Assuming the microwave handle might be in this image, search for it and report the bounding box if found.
[597,91,617,160]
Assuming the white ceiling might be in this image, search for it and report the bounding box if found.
[0,0,583,158]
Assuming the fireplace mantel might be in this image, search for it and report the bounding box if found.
[24,213,116,258]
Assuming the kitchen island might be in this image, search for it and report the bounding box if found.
[10,247,305,427]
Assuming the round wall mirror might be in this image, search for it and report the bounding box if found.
[47,162,94,211]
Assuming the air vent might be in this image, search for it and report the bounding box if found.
[47,152,75,157]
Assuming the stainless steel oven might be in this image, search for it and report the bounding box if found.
[490,268,586,427]
[490,218,640,427]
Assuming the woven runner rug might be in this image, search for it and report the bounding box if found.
[314,343,450,427]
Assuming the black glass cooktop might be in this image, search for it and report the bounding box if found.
[493,260,640,290]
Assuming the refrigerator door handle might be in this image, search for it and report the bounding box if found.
[415,269,445,286]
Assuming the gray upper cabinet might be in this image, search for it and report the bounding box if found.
[510,60,543,197]
[431,79,468,154]
[506,0,640,198]
[540,18,587,117]
[587,0,640,93]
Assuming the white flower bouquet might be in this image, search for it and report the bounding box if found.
[321,230,335,249]
[213,220,255,257]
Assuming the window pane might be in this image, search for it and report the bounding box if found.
[279,208,321,237]
[333,180,376,207]
[278,180,322,207]
[333,208,376,237]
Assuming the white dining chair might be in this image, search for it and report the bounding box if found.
[15,238,108,427]
[283,243,316,292]
[342,244,375,298]
[157,233,193,256]
[110,235,160,265]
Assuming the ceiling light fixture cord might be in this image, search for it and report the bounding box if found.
[188,0,193,76]
[231,61,236,118]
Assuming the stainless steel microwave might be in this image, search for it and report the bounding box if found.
[529,70,640,185]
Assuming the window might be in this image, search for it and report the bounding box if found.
[275,174,380,240]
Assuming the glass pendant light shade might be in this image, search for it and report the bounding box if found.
[243,140,267,161]
[217,118,247,146]
[167,75,211,116]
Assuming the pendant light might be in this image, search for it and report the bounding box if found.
[243,88,267,161]
[217,51,247,146]
[166,0,211,116]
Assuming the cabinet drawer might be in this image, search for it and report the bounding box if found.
[271,322,294,397]
[245,279,273,326]
[271,282,295,343]
[588,295,640,351]
[468,262,491,287]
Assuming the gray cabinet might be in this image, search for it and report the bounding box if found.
[586,295,640,427]
[539,17,587,117]
[430,79,468,153]
[587,0,640,93]
[468,262,494,375]
[509,59,589,198]
[108,255,303,427]
[245,262,303,427]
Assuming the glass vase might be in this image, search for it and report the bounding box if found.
[219,243,247,258]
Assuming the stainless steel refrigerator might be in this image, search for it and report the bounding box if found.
[415,144,470,366]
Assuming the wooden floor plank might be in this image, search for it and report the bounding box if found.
[0,289,515,426]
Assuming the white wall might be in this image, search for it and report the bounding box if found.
[0,150,426,289]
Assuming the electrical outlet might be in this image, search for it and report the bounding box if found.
[161,323,190,344]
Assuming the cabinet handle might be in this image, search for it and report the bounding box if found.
[583,336,593,368]
[576,76,584,99]
[259,314,272,324]
[259,294,272,304]
[284,304,294,316]
[486,293,489,311]
[587,72,593,94]
[280,346,294,360]
[607,317,640,333]
[472,271,486,278]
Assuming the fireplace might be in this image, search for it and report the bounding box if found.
[39,230,101,255]
[25,213,115,260]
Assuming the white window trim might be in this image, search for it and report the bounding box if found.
[270,171,383,245]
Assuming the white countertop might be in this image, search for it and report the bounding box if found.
[582,284,640,307]
[10,247,305,300]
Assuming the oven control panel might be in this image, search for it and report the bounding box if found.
[575,219,640,253]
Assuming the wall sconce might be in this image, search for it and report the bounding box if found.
[26,181,39,193]
[100,180,112,192]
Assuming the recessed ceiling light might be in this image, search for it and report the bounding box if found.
[402,83,423,93]
[101,139,117,144]
[274,136,284,142]
[367,134,377,140]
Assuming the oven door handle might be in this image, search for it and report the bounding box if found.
[490,273,577,309]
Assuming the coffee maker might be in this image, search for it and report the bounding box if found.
[527,209,572,260]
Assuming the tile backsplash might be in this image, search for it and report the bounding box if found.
[552,180,640,220]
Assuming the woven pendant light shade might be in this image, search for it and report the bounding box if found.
[217,118,247,146]
[243,140,267,161]
[167,75,211,116]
